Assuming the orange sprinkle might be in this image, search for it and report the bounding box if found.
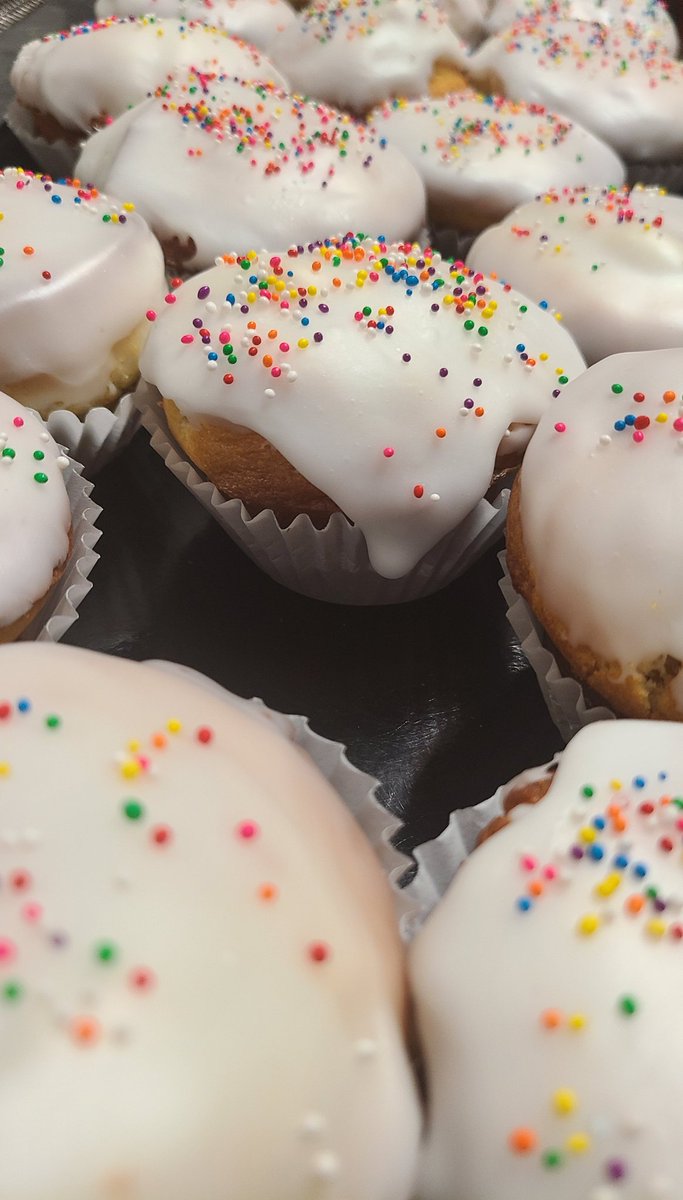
[71,1016,101,1045]
[268,329,277,339]
[23,245,34,256]
[435,427,447,438]
[475,406,485,417]
[258,883,279,902]
[626,894,645,915]
[663,391,676,403]
[263,354,273,368]
[151,732,167,749]
[529,880,544,898]
[312,260,321,271]
[509,1128,537,1154]
[540,1009,563,1029]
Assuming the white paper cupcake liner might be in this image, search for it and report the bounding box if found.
[20,456,102,642]
[498,549,616,744]
[146,658,418,933]
[5,99,80,179]
[44,391,141,475]
[137,384,510,606]
[401,756,561,934]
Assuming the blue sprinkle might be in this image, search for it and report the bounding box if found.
[16,698,31,713]
[633,776,646,788]
[593,816,606,830]
[614,854,629,869]
[50,195,62,204]
[517,897,533,912]
[625,413,636,426]
[208,352,218,361]
[614,419,626,431]
[589,845,605,861]
[633,863,648,878]
[539,300,549,309]
[516,343,525,352]
[225,293,235,305]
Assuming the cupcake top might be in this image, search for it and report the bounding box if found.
[369,91,626,224]
[0,168,166,416]
[75,74,427,271]
[484,0,679,49]
[10,16,288,135]
[0,393,70,631]
[92,0,297,50]
[514,346,683,706]
[0,641,421,1200]
[469,15,683,159]
[267,0,468,114]
[140,234,585,579]
[411,718,683,1200]
[468,185,683,364]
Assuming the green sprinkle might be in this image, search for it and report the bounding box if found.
[95,941,117,964]
[102,214,111,223]
[542,1150,563,1170]
[3,981,23,1002]
[519,304,528,313]
[477,326,489,337]
[2,446,15,458]
[33,450,45,461]
[122,799,144,821]
[45,714,61,729]
[611,383,624,394]
[33,472,48,484]
[558,375,569,384]
[222,344,234,355]
[464,319,475,331]
[362,306,371,316]
[581,785,594,798]
[619,995,638,1016]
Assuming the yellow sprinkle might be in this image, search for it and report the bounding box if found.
[553,1089,577,1115]
[167,718,182,734]
[577,914,600,936]
[656,413,668,423]
[566,1133,591,1154]
[122,202,135,212]
[443,295,454,305]
[540,352,549,361]
[647,918,667,939]
[0,762,10,777]
[554,312,563,322]
[111,214,119,223]
[298,338,309,349]
[127,740,140,753]
[595,872,622,898]
[120,760,140,780]
[568,1013,587,1031]
[579,826,596,843]
[610,779,622,791]
[482,307,494,318]
[247,291,256,303]
[554,245,562,253]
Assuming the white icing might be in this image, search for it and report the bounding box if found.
[469,16,683,159]
[92,0,297,50]
[468,186,683,364]
[438,0,488,44]
[268,0,469,115]
[139,235,585,579]
[411,719,683,1199]
[368,91,625,226]
[0,169,166,416]
[516,347,683,707]
[75,75,427,271]
[9,16,288,134]
[0,641,421,1200]
[0,393,71,629]
[484,0,679,50]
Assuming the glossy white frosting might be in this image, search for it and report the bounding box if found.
[368,91,625,226]
[469,16,683,159]
[0,393,70,629]
[412,718,683,1200]
[139,235,585,579]
[0,641,421,1200]
[469,186,683,364]
[517,347,683,705]
[439,0,488,43]
[75,75,427,271]
[0,168,166,416]
[268,0,469,114]
[484,0,679,49]
[93,0,297,50]
[10,16,288,134]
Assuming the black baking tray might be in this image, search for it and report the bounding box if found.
[3,0,681,857]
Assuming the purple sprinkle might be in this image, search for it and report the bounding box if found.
[473,377,482,387]
[192,317,203,328]
[318,303,329,313]
[571,845,584,860]
[431,303,440,312]
[439,367,448,377]
[552,388,561,398]
[402,353,411,363]
[197,285,210,299]
[314,332,323,342]
[464,398,474,409]
[606,1159,627,1182]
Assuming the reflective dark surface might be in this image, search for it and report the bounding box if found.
[3,0,681,854]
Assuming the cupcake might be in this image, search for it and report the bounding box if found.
[93,0,297,50]
[506,347,683,720]
[8,16,288,173]
[0,640,421,1199]
[468,14,683,185]
[0,391,72,642]
[138,234,585,602]
[368,92,626,234]
[411,718,683,1200]
[75,74,427,273]
[267,0,470,117]
[468,185,683,364]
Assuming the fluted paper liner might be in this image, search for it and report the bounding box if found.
[136,382,509,606]
[45,391,141,475]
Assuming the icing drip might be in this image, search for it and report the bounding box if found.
[139,233,585,578]
[0,392,70,628]
[518,347,683,705]
[470,15,683,159]
[0,643,420,1200]
[368,91,625,220]
[75,74,427,269]
[412,720,683,1199]
[268,0,468,113]
[0,168,166,411]
[469,185,683,363]
[10,16,288,134]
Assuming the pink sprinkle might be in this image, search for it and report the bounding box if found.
[543,865,558,881]
[236,820,260,841]
[521,855,537,872]
[279,342,290,352]
[633,430,644,443]
[164,293,176,305]
[12,417,24,428]
[674,418,683,432]
[0,938,16,963]
[271,367,282,378]
[383,447,395,458]
[554,422,566,433]
[22,902,42,923]
[180,334,194,345]
[146,310,157,322]
[219,331,231,344]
